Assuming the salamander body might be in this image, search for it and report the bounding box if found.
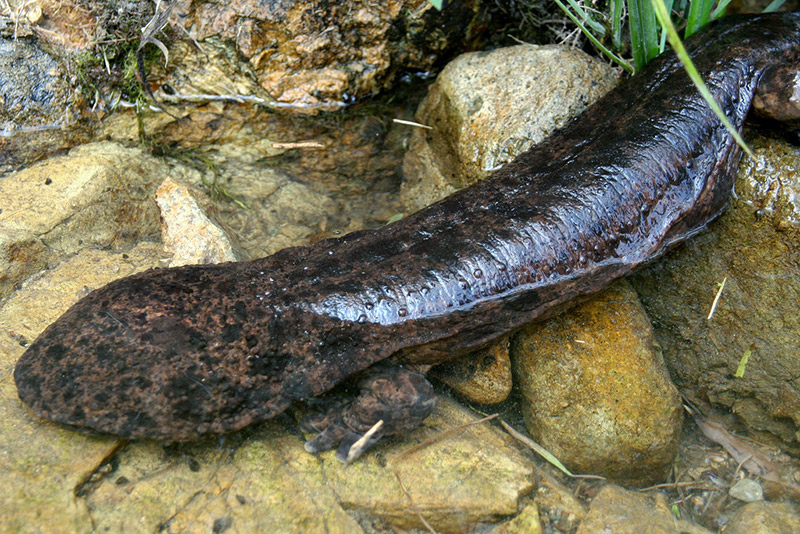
[14,14,800,459]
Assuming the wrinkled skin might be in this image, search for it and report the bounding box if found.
[14,14,800,458]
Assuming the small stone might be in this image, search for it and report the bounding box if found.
[495,501,542,534]
[534,469,587,532]
[577,485,712,534]
[428,336,513,404]
[729,478,764,502]
[155,178,241,266]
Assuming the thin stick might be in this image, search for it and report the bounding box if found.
[395,413,499,461]
[640,480,722,492]
[271,141,324,149]
[343,419,383,465]
[707,276,727,320]
[393,118,433,129]
[393,471,438,534]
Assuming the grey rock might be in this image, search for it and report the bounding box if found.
[401,43,619,211]
[729,478,764,502]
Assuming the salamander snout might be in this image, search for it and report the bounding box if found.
[14,266,293,441]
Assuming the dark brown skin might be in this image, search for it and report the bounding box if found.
[14,14,800,460]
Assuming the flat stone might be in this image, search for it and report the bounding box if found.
[321,395,536,532]
[723,501,800,534]
[82,428,364,534]
[75,395,535,533]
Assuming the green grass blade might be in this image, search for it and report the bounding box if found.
[685,0,714,37]
[611,0,624,49]
[651,0,753,157]
[763,0,786,13]
[565,0,606,36]
[658,0,675,52]
[628,0,660,71]
[710,0,732,19]
[555,0,634,73]
[735,346,753,378]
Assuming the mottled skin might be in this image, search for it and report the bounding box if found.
[14,14,800,458]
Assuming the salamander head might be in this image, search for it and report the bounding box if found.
[13,265,294,441]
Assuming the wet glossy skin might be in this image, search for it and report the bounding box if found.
[14,14,800,445]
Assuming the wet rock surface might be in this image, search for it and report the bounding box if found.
[723,501,800,533]
[0,37,81,171]
[97,94,418,259]
[171,0,487,111]
[155,177,241,266]
[511,280,683,487]
[2,0,488,171]
[76,396,535,533]
[630,133,800,455]
[428,336,513,405]
[576,485,713,534]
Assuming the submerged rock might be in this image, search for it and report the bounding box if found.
[0,141,171,299]
[155,178,241,266]
[428,335,513,404]
[317,396,535,532]
[576,485,712,534]
[722,501,800,534]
